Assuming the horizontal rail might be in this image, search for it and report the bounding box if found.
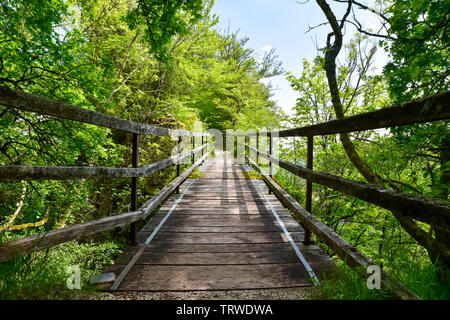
[247,157,420,300]
[0,86,209,137]
[0,151,210,263]
[0,144,209,180]
[245,144,450,231]
[242,91,449,137]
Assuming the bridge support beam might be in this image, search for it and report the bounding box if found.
[268,132,272,194]
[304,136,313,245]
[130,133,139,246]
[256,132,259,165]
[176,136,182,194]
[192,136,195,164]
[245,135,248,164]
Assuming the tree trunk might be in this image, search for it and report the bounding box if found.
[432,135,450,282]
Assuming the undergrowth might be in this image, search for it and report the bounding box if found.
[0,240,124,299]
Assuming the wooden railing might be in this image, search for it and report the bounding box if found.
[238,90,450,300]
[0,86,211,263]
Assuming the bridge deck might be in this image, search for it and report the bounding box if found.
[105,151,337,291]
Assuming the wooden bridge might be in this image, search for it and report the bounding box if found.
[0,86,449,299]
[105,150,335,291]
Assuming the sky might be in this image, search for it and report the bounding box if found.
[211,0,388,116]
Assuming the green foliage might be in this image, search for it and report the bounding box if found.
[381,1,449,208]
[0,0,282,298]
[0,240,124,299]
[125,0,204,61]
[382,0,449,101]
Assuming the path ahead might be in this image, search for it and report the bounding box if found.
[106,150,336,291]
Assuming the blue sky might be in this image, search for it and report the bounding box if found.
[211,0,387,115]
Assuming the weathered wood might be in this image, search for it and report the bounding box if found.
[107,151,337,292]
[246,144,450,231]
[0,152,209,263]
[136,231,288,244]
[117,263,312,291]
[142,217,299,229]
[130,133,139,245]
[0,144,209,180]
[0,86,209,137]
[90,273,116,284]
[242,91,450,137]
[247,157,420,300]
[166,213,293,220]
[142,242,296,253]
[149,225,289,233]
[303,136,313,244]
[115,251,301,265]
[164,208,289,216]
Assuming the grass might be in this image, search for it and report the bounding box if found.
[389,260,450,300]
[242,168,262,179]
[0,240,124,299]
[307,253,450,300]
[311,265,393,300]
[188,167,205,179]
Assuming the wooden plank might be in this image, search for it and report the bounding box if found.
[141,243,296,253]
[154,225,293,233]
[0,153,209,263]
[117,263,312,291]
[0,144,209,180]
[136,231,291,244]
[167,204,286,211]
[153,208,289,217]
[115,251,300,265]
[179,194,274,199]
[142,217,299,228]
[165,211,288,218]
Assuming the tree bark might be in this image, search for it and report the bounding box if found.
[433,135,450,282]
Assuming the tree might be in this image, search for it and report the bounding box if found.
[314,0,450,283]
[126,0,204,61]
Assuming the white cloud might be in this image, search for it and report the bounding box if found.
[257,45,273,63]
[261,45,273,53]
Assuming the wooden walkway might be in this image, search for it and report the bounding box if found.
[105,150,337,291]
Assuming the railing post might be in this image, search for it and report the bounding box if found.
[304,136,313,245]
[234,134,237,158]
[192,135,195,164]
[245,135,248,164]
[130,133,138,246]
[202,135,204,157]
[176,136,182,194]
[256,131,259,165]
[268,132,272,194]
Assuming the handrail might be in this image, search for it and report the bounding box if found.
[0,151,209,263]
[0,86,209,137]
[241,90,449,137]
[0,144,208,180]
[0,87,212,262]
[244,144,450,231]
